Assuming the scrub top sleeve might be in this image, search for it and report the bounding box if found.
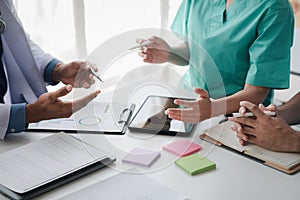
[170,0,191,41]
[7,103,26,135]
[246,8,294,89]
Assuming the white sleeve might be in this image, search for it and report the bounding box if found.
[28,38,55,76]
[6,0,56,77]
[0,105,10,140]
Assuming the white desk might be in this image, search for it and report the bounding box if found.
[1,65,300,200]
[0,123,299,200]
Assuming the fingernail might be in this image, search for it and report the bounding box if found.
[238,126,242,132]
[95,90,101,96]
[83,82,89,88]
[66,85,72,91]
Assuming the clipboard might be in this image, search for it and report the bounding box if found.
[27,102,135,135]
[0,133,116,200]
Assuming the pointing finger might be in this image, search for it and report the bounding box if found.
[173,99,195,108]
[72,90,101,113]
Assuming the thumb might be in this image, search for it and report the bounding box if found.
[194,88,209,98]
[49,85,73,102]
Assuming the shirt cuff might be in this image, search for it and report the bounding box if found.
[44,58,61,85]
[7,103,26,134]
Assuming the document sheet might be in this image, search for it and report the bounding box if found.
[0,133,109,193]
[28,102,129,132]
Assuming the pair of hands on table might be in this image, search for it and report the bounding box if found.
[229,101,300,152]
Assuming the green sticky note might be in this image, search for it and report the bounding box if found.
[175,154,216,175]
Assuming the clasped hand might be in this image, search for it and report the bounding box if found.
[229,101,297,152]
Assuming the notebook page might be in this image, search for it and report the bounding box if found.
[205,121,244,152]
[0,133,108,193]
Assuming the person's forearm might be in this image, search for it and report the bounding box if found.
[277,92,300,125]
[211,84,269,116]
[168,43,190,66]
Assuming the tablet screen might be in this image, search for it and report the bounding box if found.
[129,96,195,135]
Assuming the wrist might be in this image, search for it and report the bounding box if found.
[168,46,189,66]
[26,103,40,124]
[291,130,300,153]
[211,98,227,117]
[281,128,300,153]
[51,62,64,82]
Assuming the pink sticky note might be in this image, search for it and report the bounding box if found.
[122,148,161,167]
[162,139,202,157]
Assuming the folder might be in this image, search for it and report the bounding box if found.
[27,102,135,135]
[200,121,300,175]
[0,133,116,200]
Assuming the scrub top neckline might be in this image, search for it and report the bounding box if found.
[224,1,248,22]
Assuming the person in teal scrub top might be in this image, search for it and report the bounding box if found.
[138,0,294,123]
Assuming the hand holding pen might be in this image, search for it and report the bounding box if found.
[80,61,104,83]
[134,36,172,64]
[90,67,103,82]
[129,40,153,51]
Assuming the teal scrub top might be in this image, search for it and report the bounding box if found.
[171,0,294,105]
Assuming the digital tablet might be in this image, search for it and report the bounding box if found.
[128,95,196,136]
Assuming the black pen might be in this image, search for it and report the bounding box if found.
[90,68,104,82]
[129,40,153,50]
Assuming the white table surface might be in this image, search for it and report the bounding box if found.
[1,66,300,200]
[0,121,299,200]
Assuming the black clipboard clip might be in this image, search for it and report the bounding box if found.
[118,104,135,124]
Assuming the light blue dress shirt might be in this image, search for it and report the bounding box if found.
[6,58,60,134]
